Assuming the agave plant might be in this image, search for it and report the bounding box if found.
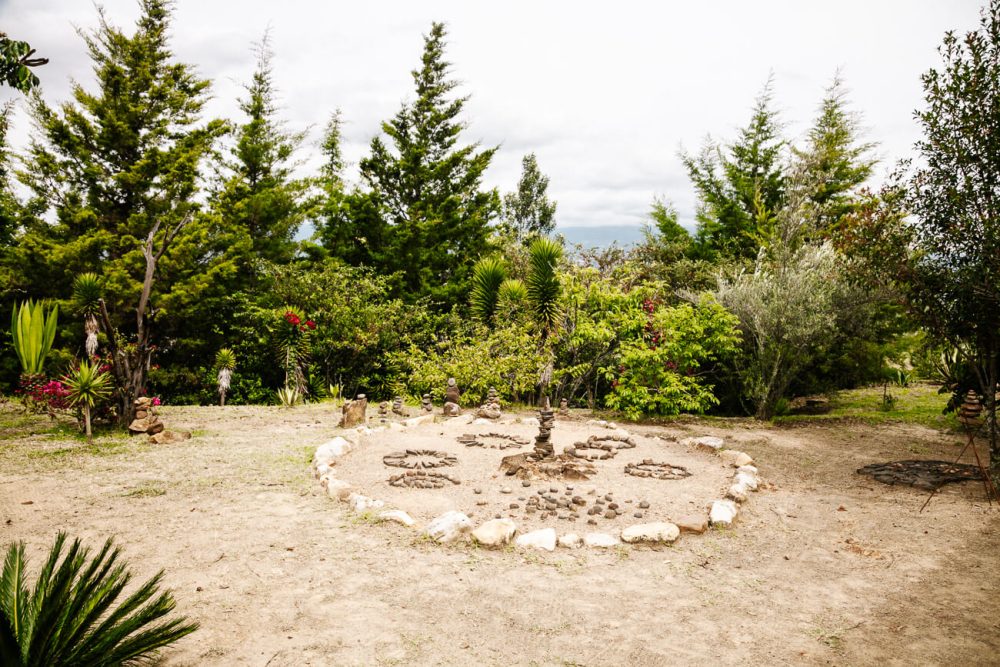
[72,273,103,357]
[61,360,112,441]
[10,301,58,375]
[215,348,236,407]
[0,532,198,666]
[276,385,301,408]
[469,257,507,322]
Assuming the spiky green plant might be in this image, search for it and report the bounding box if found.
[10,301,58,375]
[214,348,236,407]
[276,385,301,408]
[72,273,102,357]
[526,237,563,337]
[469,257,507,322]
[0,532,198,666]
[61,360,112,440]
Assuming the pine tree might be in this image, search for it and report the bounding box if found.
[0,105,18,248]
[354,22,499,307]
[12,0,225,421]
[683,79,787,261]
[502,153,557,242]
[793,74,877,236]
[212,37,308,267]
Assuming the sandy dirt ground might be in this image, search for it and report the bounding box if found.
[1,402,998,666]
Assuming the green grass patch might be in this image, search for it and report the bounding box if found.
[773,382,958,430]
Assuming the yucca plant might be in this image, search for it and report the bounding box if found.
[61,360,112,441]
[526,237,563,338]
[0,532,198,666]
[214,348,236,407]
[72,273,103,357]
[10,301,58,376]
[469,257,507,322]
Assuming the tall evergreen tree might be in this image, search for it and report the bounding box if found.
[353,22,499,307]
[502,152,557,242]
[11,0,225,418]
[0,105,18,249]
[683,79,787,261]
[793,74,877,235]
[211,37,308,267]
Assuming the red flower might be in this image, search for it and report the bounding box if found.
[306,320,316,330]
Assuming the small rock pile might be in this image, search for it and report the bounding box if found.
[443,378,461,417]
[128,397,164,436]
[392,395,406,416]
[532,401,555,459]
[476,386,502,420]
[558,397,569,417]
[421,394,433,413]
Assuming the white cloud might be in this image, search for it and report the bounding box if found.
[0,0,985,233]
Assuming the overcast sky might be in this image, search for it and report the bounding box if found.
[0,0,986,233]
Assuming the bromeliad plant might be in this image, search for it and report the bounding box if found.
[61,360,112,441]
[276,309,316,397]
[0,532,198,666]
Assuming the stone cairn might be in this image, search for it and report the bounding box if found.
[341,394,368,428]
[392,395,405,416]
[443,378,461,417]
[378,401,389,417]
[558,397,569,417]
[128,397,164,436]
[532,398,556,459]
[959,390,983,425]
[476,386,502,420]
[420,394,433,413]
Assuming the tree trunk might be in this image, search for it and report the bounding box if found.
[84,404,92,442]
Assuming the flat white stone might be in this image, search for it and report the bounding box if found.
[314,462,332,478]
[472,519,517,547]
[425,511,473,543]
[520,417,540,427]
[735,471,759,491]
[379,509,415,527]
[515,527,556,551]
[326,479,352,500]
[710,499,739,526]
[348,493,385,512]
[557,533,583,549]
[313,436,352,466]
[403,414,435,427]
[682,436,725,451]
[718,449,754,467]
[621,522,680,544]
[727,483,750,503]
[737,464,759,476]
[583,532,620,548]
[472,418,492,425]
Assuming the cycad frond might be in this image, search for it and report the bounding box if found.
[469,257,507,321]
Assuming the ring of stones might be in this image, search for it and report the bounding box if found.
[566,441,618,461]
[388,471,461,488]
[383,449,458,469]
[586,434,637,449]
[625,460,692,480]
[456,432,531,449]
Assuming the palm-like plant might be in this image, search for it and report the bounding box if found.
[276,385,301,408]
[214,348,236,407]
[10,301,58,376]
[61,361,112,441]
[72,273,103,357]
[469,257,507,322]
[0,532,198,666]
[526,237,563,338]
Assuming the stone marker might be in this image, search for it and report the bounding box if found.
[709,499,739,527]
[341,394,368,428]
[425,511,473,543]
[515,527,556,552]
[621,522,680,544]
[472,518,517,547]
[674,514,708,534]
[128,397,164,435]
[421,394,433,412]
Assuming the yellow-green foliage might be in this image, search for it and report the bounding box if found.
[11,300,58,374]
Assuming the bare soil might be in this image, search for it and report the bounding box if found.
[1,403,998,666]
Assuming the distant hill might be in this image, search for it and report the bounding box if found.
[557,225,646,248]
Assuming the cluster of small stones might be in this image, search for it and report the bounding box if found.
[129,396,190,443]
[421,394,433,413]
[558,397,569,417]
[388,470,460,488]
[509,485,651,523]
[392,396,406,416]
[311,420,762,552]
[565,441,618,460]
[443,378,462,417]
[624,460,692,480]
[382,449,458,469]
[531,402,556,459]
[475,387,503,420]
[457,432,530,449]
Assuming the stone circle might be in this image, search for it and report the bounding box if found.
[624,460,692,480]
[457,432,531,449]
[388,470,461,488]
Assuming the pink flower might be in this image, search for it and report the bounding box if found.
[151,397,162,406]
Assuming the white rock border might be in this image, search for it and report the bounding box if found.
[310,420,762,551]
